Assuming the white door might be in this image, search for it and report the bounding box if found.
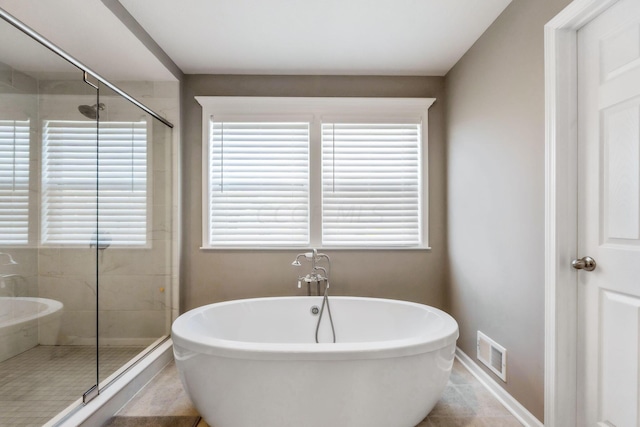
[577,0,640,426]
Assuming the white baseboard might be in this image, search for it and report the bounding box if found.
[455,347,544,427]
[44,338,174,427]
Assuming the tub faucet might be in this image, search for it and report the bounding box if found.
[0,252,18,265]
[291,249,331,296]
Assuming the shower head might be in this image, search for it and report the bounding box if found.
[77,103,105,119]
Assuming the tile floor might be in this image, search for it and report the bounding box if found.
[115,359,524,427]
[0,345,144,427]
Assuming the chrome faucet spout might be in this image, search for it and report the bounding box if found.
[313,266,327,279]
[313,266,329,290]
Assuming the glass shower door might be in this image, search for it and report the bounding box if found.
[40,71,102,405]
[96,83,173,386]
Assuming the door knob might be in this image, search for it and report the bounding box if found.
[571,256,596,271]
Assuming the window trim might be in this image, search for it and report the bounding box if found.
[196,96,435,250]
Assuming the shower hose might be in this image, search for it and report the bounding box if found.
[314,281,336,344]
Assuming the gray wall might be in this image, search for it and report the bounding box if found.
[181,75,448,311]
[445,0,572,420]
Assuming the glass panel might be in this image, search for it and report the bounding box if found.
[0,14,99,425]
[97,83,173,385]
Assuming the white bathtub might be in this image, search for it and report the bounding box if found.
[0,297,64,363]
[172,296,459,427]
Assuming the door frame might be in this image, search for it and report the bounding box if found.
[544,0,620,426]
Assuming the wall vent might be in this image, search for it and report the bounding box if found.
[477,331,507,382]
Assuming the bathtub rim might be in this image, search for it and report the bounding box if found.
[0,296,64,332]
[172,296,459,361]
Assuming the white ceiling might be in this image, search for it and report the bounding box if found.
[0,0,512,79]
[0,0,176,81]
[119,0,512,76]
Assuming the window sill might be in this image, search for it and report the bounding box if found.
[200,246,432,252]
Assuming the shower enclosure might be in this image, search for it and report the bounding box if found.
[0,8,177,426]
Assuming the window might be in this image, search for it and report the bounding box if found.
[208,122,309,245]
[0,120,30,245]
[321,123,421,246]
[198,97,434,249]
[42,120,148,246]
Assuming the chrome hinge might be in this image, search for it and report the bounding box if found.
[82,71,99,89]
[83,384,99,404]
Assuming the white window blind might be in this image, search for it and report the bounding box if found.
[322,123,421,246]
[0,120,30,245]
[208,121,309,246]
[42,120,148,246]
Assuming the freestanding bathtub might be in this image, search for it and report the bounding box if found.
[172,296,459,427]
[0,297,63,363]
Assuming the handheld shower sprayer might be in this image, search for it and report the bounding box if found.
[0,252,18,266]
[292,250,318,265]
[291,254,305,266]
